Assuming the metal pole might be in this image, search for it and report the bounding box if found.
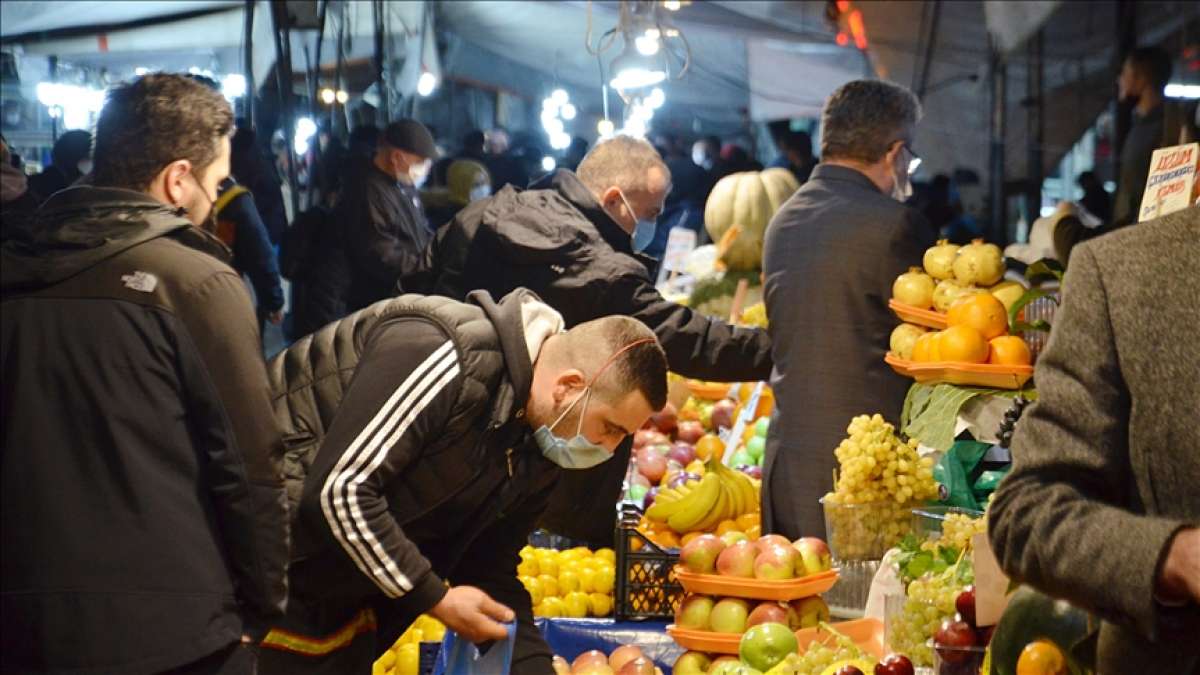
[1112,0,1138,185]
[48,55,58,143]
[372,0,389,122]
[916,0,942,99]
[333,4,347,136]
[270,0,300,218]
[308,0,327,205]
[1025,28,1044,226]
[243,0,256,129]
[988,38,1007,242]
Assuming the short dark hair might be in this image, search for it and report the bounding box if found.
[565,316,668,411]
[1126,46,1173,90]
[821,79,921,163]
[93,73,233,190]
[51,130,92,168]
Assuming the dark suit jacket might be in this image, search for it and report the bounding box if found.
[989,207,1200,674]
[761,164,934,539]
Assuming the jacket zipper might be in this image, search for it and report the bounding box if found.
[506,448,514,477]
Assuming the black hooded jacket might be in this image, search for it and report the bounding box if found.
[1,187,289,674]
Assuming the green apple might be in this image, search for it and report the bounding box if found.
[738,622,799,672]
[746,436,766,460]
[709,597,750,634]
[672,651,712,675]
[675,594,715,630]
[790,596,830,629]
[755,416,770,437]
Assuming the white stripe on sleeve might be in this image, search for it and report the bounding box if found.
[320,340,459,597]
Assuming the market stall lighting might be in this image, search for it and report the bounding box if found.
[1164,83,1200,99]
[663,0,682,10]
[609,38,667,91]
[635,30,661,56]
[294,116,317,156]
[542,156,557,172]
[134,67,149,76]
[336,90,349,104]
[417,71,438,97]
[647,87,665,109]
[221,74,246,101]
[544,117,565,136]
[36,81,106,131]
[320,88,336,104]
[550,131,571,150]
[551,88,570,106]
[560,103,577,120]
[597,119,615,138]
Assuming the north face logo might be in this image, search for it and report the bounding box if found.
[121,271,158,293]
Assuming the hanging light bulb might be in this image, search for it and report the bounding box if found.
[597,119,616,137]
[320,88,336,105]
[647,87,666,109]
[417,71,438,97]
[542,156,557,172]
[336,90,349,104]
[609,35,667,92]
[560,103,577,120]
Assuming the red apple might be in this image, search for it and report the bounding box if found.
[755,534,793,554]
[746,601,789,627]
[636,447,667,484]
[572,650,610,672]
[552,655,572,675]
[716,540,757,578]
[630,472,650,489]
[793,537,832,576]
[642,487,658,511]
[720,530,749,547]
[675,594,715,630]
[649,403,678,435]
[675,420,705,444]
[666,442,696,467]
[874,653,914,675]
[956,585,977,628]
[739,465,763,479]
[975,624,995,645]
[833,667,864,675]
[634,429,668,449]
[708,597,750,633]
[790,596,830,629]
[934,619,977,664]
[616,657,656,675]
[754,546,798,580]
[710,398,737,430]
[608,645,644,671]
[680,534,726,574]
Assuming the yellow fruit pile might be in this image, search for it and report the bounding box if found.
[518,546,616,618]
[922,511,987,554]
[739,302,768,328]
[374,615,445,675]
[645,460,760,534]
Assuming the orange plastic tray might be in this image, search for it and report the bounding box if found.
[889,299,948,329]
[796,618,886,658]
[687,380,733,400]
[885,353,1033,390]
[666,625,742,654]
[674,567,839,601]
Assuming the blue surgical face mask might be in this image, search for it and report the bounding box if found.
[533,387,612,470]
[619,189,657,253]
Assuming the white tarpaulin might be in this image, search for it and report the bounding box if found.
[983,1,1062,55]
[747,39,867,120]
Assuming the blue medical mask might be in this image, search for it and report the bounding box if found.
[618,189,657,253]
[533,387,611,470]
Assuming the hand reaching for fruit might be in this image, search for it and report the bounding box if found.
[1157,527,1200,604]
[429,586,514,643]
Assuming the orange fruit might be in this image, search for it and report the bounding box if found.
[938,325,990,363]
[715,519,740,536]
[680,531,704,547]
[653,530,681,548]
[911,331,942,362]
[695,434,724,462]
[736,512,760,530]
[947,292,1009,340]
[1016,640,1066,675]
[746,524,762,539]
[988,335,1032,366]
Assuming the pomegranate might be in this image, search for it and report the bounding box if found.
[892,266,935,308]
[889,323,926,360]
[923,239,960,280]
[953,238,1005,286]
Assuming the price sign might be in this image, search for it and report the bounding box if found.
[1138,142,1198,222]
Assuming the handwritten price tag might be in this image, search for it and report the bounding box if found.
[1138,143,1198,222]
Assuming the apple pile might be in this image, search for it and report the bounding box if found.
[681,533,834,581]
[553,644,664,675]
[676,594,830,636]
[518,545,616,619]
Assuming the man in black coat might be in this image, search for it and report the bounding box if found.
[28,129,91,201]
[341,119,437,312]
[259,290,668,674]
[762,80,935,540]
[402,135,772,544]
[1,74,287,675]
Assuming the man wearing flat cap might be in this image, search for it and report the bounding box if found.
[339,119,438,312]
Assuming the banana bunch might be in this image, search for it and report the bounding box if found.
[646,459,759,533]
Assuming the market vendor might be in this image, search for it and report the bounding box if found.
[258,289,668,674]
[399,135,772,545]
[761,79,936,539]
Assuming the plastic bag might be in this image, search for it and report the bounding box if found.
[432,622,517,675]
[935,440,990,511]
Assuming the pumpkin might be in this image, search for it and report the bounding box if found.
[704,168,799,271]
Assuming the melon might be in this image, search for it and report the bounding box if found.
[989,586,1096,675]
[705,168,799,271]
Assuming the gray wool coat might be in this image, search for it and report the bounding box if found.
[988,206,1200,674]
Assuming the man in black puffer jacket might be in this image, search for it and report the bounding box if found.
[259,289,668,674]
[401,135,774,545]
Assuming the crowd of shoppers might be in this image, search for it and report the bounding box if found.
[1,41,1197,672]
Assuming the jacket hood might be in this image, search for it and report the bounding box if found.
[532,169,636,256]
[468,288,563,418]
[1,186,212,293]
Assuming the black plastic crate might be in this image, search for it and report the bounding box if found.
[613,503,684,621]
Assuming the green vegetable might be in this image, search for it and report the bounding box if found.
[688,269,761,309]
[901,383,1037,452]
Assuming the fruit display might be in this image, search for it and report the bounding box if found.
[987,586,1093,675]
[373,615,445,675]
[705,168,800,271]
[518,545,617,618]
[894,239,1015,315]
[679,534,835,581]
[739,302,768,328]
[895,293,1032,368]
[885,555,977,669]
[645,459,761,535]
[821,414,936,561]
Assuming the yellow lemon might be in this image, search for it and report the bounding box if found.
[520,576,543,605]
[539,597,564,618]
[516,558,539,578]
[558,569,580,595]
[537,574,558,598]
[578,567,597,594]
[564,591,590,618]
[395,643,420,675]
[422,620,445,643]
[589,593,613,617]
[593,567,615,594]
[376,650,397,669]
[536,552,559,578]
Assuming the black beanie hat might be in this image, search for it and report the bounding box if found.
[381,119,437,159]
